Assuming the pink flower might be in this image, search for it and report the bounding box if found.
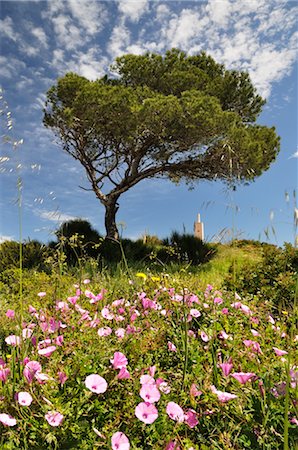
[231,372,256,384]
[101,306,114,320]
[58,371,68,385]
[189,309,201,318]
[37,292,46,297]
[221,308,229,315]
[110,352,128,369]
[85,374,108,394]
[45,411,64,427]
[190,383,202,397]
[0,413,17,426]
[211,385,237,402]
[6,309,15,319]
[214,297,223,305]
[17,392,33,406]
[218,330,229,340]
[219,363,233,377]
[0,366,10,383]
[158,381,171,394]
[115,328,126,339]
[166,402,184,422]
[167,341,177,352]
[184,409,198,428]
[83,279,90,284]
[165,441,181,450]
[140,384,160,403]
[251,329,260,337]
[117,368,131,379]
[200,331,209,342]
[135,402,158,424]
[111,432,130,450]
[273,347,288,356]
[38,346,56,357]
[243,340,262,354]
[24,360,42,383]
[140,374,155,385]
[22,328,33,339]
[98,327,112,337]
[5,335,20,346]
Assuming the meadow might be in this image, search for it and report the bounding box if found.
[0,237,297,449]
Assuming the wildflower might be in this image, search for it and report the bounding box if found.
[140,384,161,403]
[184,409,198,428]
[110,352,128,369]
[158,381,171,394]
[115,328,126,339]
[83,279,90,284]
[37,292,46,297]
[251,329,260,337]
[211,385,237,402]
[58,371,68,385]
[136,272,147,280]
[38,346,56,358]
[5,335,20,346]
[231,372,256,384]
[221,308,229,315]
[0,413,17,426]
[45,411,64,427]
[190,383,202,397]
[135,402,158,424]
[165,441,181,450]
[140,374,155,385]
[98,327,112,337]
[218,330,229,340]
[24,360,42,383]
[111,432,130,450]
[168,341,177,352]
[101,306,114,320]
[214,297,223,305]
[189,308,201,318]
[22,328,33,339]
[17,392,33,406]
[117,368,130,379]
[219,363,233,377]
[85,374,108,394]
[273,347,288,356]
[200,331,209,342]
[166,402,184,422]
[243,340,262,354]
[6,309,15,319]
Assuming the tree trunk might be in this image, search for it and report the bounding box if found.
[104,197,120,240]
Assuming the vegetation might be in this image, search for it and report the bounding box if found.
[43,49,280,239]
[0,236,297,449]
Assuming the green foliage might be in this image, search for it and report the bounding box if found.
[163,231,217,265]
[224,242,298,310]
[0,240,49,273]
[43,49,280,238]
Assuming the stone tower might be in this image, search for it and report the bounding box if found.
[194,213,204,240]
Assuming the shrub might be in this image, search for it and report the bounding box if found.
[163,231,217,265]
[0,240,49,273]
[224,242,298,311]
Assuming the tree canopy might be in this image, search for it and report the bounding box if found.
[43,49,280,239]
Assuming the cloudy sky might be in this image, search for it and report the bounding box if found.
[0,0,297,245]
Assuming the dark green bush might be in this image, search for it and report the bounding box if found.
[224,242,298,310]
[162,231,217,265]
[0,240,49,273]
[52,219,102,265]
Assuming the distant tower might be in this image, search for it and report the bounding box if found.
[194,213,204,240]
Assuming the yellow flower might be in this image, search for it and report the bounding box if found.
[151,276,160,282]
[136,272,147,280]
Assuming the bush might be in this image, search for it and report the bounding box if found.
[0,240,49,273]
[163,231,217,265]
[224,242,298,310]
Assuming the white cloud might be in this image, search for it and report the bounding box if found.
[155,4,170,21]
[37,210,79,223]
[108,23,131,58]
[289,151,298,159]
[0,235,14,244]
[0,56,26,79]
[118,0,149,23]
[67,0,107,34]
[0,16,19,41]
[164,9,207,49]
[31,27,48,47]
[52,14,82,51]
[206,0,232,27]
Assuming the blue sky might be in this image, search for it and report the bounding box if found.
[0,0,297,246]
